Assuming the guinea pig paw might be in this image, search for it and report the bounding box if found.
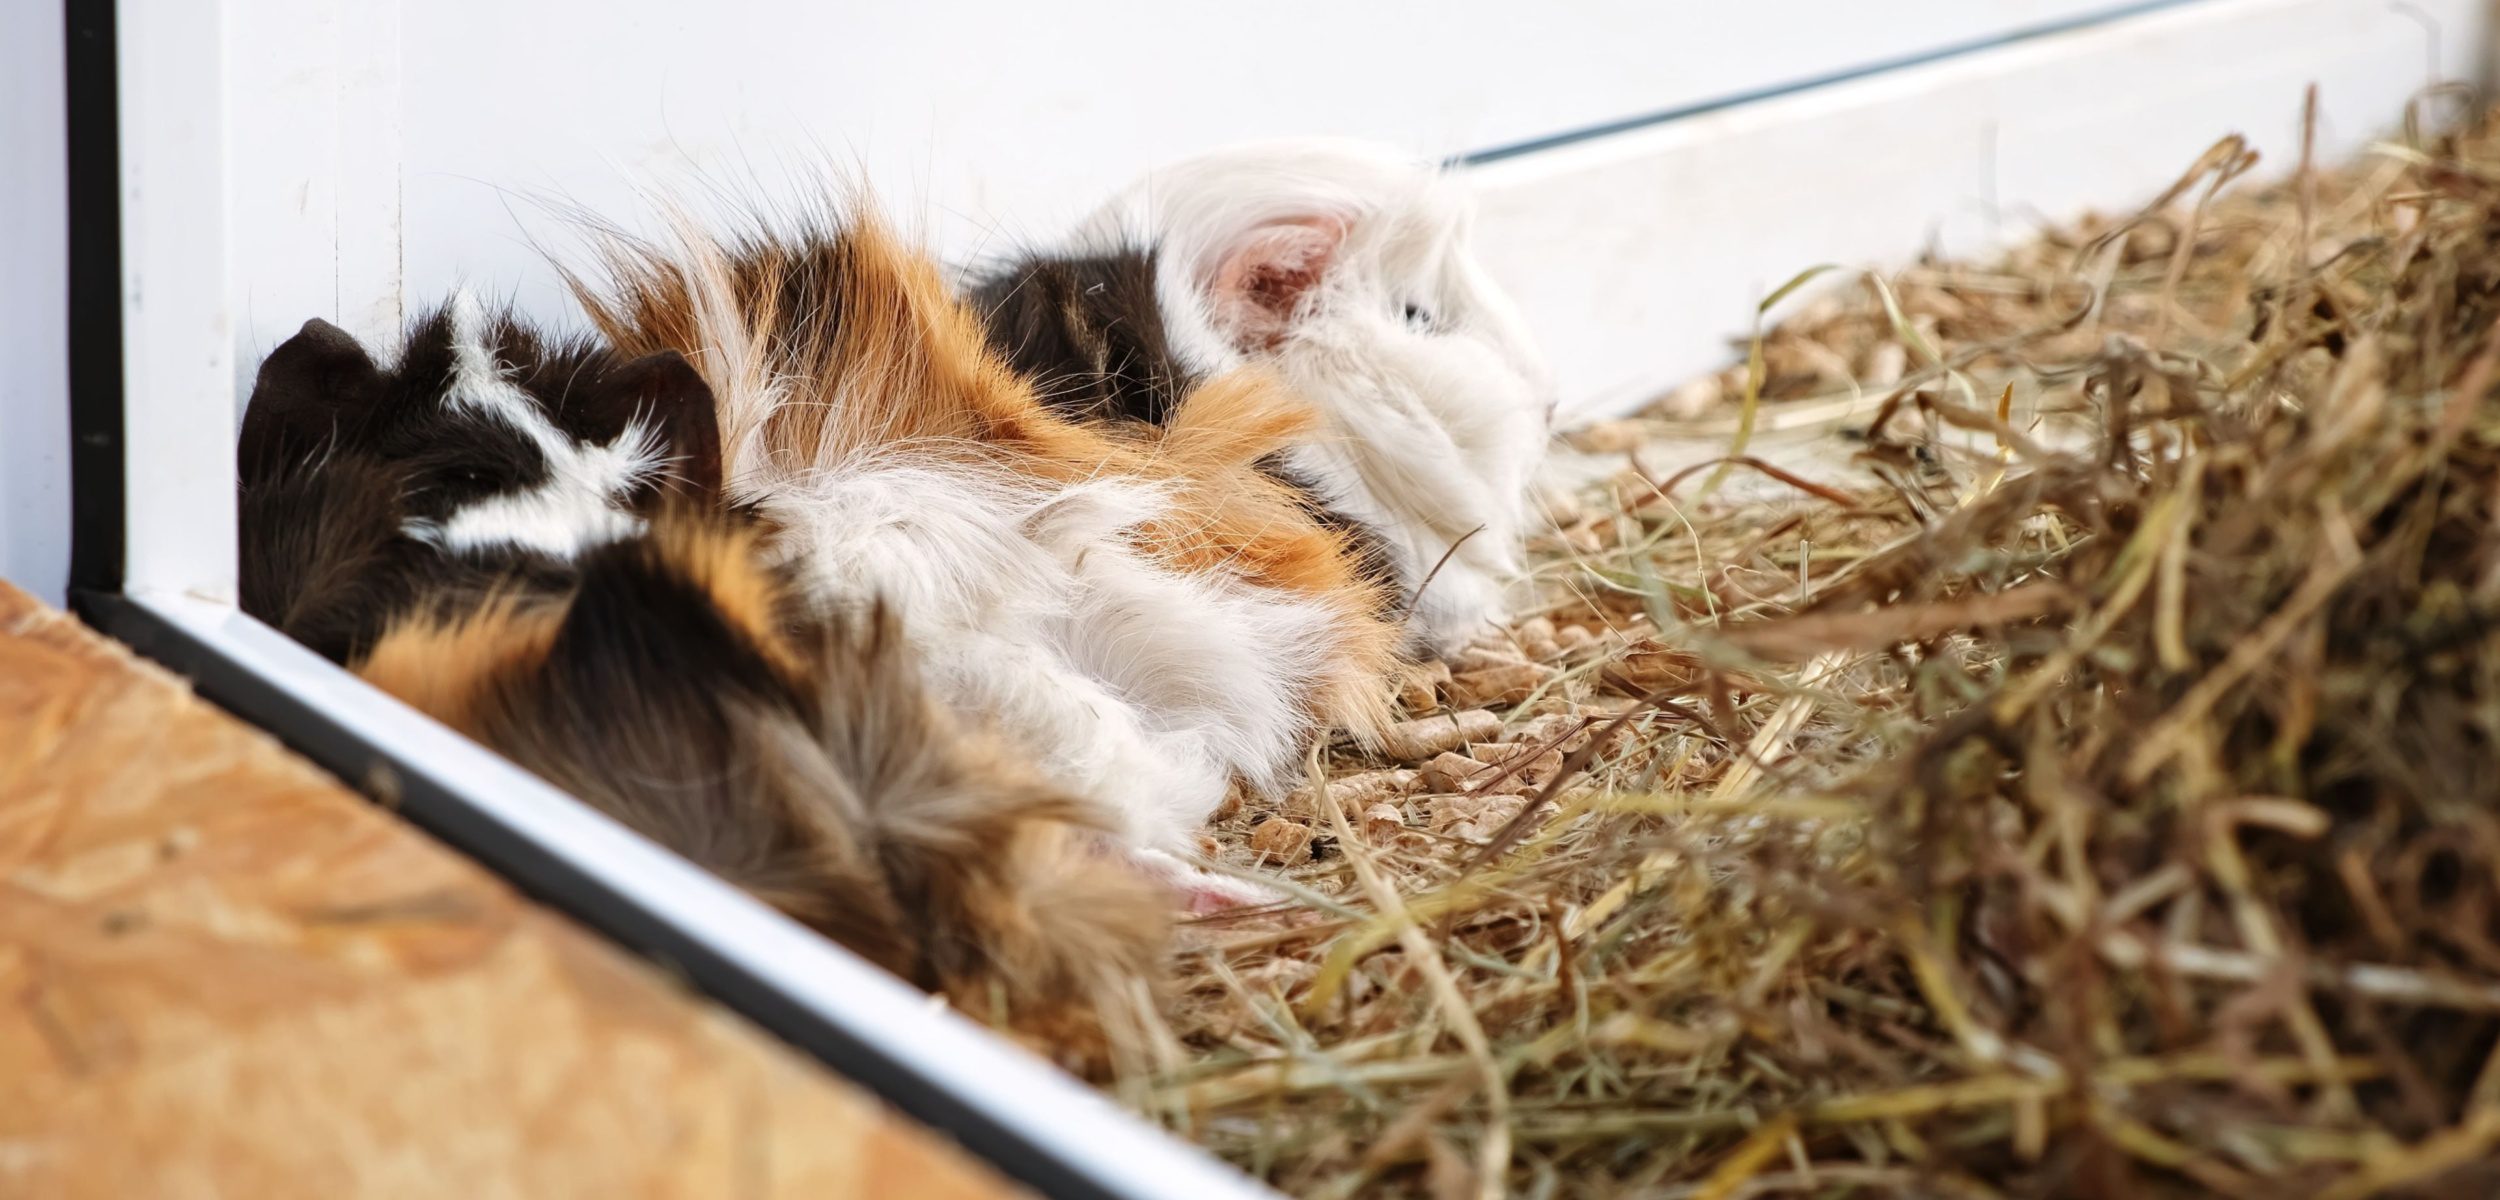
[1177,872,1288,916]
[1124,847,1287,915]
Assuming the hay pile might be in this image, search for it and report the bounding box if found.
[1115,107,2500,1198]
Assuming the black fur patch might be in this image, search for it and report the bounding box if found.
[968,249,1191,426]
[542,533,810,721]
[237,317,387,483]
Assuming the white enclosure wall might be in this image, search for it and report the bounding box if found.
[222,0,2164,408]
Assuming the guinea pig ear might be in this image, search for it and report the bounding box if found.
[1203,216,1348,352]
[240,318,384,480]
[595,350,725,501]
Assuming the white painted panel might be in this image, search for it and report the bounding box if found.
[0,2,70,604]
[242,0,2163,362]
[330,2,406,346]
[120,0,239,603]
[228,2,348,384]
[1471,0,2493,419]
[228,0,403,404]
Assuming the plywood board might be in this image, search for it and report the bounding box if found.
[0,582,1024,1200]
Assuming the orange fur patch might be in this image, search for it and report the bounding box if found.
[355,595,565,737]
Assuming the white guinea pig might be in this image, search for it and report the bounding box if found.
[969,138,1557,654]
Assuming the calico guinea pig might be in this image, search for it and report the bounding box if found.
[968,138,1557,655]
[237,301,1167,1015]
[568,204,1401,908]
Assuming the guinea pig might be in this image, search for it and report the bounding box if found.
[237,302,1167,1015]
[969,139,1557,655]
[567,204,1400,907]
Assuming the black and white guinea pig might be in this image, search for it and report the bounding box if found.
[236,300,1167,1017]
[967,137,1556,655]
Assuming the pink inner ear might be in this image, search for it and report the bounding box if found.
[1208,216,1348,351]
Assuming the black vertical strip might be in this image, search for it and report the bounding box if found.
[63,0,124,599]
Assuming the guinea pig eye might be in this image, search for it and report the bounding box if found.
[1401,303,1436,331]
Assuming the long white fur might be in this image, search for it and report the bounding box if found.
[1070,139,1556,652]
[653,239,1356,857]
[406,292,660,558]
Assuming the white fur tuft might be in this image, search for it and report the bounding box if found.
[753,449,1350,853]
[409,291,660,558]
